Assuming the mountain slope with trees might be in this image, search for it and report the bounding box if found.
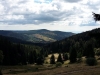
[45,28,100,55]
[0,29,74,43]
[0,35,46,65]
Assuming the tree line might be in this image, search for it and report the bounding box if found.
[0,35,48,65]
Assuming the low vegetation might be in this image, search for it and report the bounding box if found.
[86,57,97,66]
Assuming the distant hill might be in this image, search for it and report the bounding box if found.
[0,29,75,43]
[46,28,100,53]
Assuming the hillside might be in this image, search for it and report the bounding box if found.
[46,28,100,53]
[0,29,74,43]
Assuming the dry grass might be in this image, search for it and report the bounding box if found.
[2,63,100,75]
[2,55,100,75]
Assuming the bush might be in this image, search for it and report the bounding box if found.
[86,57,97,66]
[56,62,62,67]
[77,58,82,63]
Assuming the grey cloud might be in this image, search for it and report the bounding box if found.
[0,8,76,25]
[63,0,82,3]
[0,0,93,26]
[14,10,63,25]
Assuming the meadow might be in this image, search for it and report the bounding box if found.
[1,54,100,75]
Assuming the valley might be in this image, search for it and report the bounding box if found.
[0,28,100,75]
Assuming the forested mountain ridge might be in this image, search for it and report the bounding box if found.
[0,30,29,41]
[0,35,45,65]
[15,29,75,43]
[46,28,100,54]
[0,29,74,43]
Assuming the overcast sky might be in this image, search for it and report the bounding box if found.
[0,0,100,33]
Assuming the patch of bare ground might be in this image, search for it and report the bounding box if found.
[2,62,100,75]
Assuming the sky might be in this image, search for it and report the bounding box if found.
[0,0,100,33]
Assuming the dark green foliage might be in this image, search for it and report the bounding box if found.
[29,50,37,64]
[44,50,48,57]
[77,52,82,63]
[46,28,100,56]
[50,54,55,64]
[84,40,95,58]
[69,46,77,63]
[63,53,68,61]
[0,70,2,75]
[56,62,62,67]
[57,53,63,64]
[29,51,34,64]
[95,48,100,57]
[77,52,82,58]
[0,50,3,65]
[0,35,41,66]
[36,54,44,65]
[86,57,97,66]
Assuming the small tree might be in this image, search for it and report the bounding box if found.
[63,53,68,61]
[50,54,55,64]
[57,53,63,64]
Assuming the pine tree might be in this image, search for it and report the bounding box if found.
[0,50,3,65]
[63,53,68,61]
[57,53,63,63]
[69,46,77,63]
[50,54,55,64]
[29,51,34,64]
[84,40,95,58]
[36,54,44,65]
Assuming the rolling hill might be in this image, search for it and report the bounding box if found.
[0,29,75,43]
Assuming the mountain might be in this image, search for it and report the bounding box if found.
[0,30,29,40]
[0,29,75,43]
[45,28,100,53]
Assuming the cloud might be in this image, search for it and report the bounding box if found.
[0,0,100,33]
[63,0,82,3]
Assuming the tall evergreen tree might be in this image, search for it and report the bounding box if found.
[0,50,3,65]
[57,53,63,63]
[69,46,77,63]
[63,53,68,61]
[50,54,55,64]
[36,54,44,65]
[84,40,95,58]
[29,51,34,64]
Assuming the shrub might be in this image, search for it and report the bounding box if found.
[56,62,62,67]
[77,58,82,63]
[86,57,97,66]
